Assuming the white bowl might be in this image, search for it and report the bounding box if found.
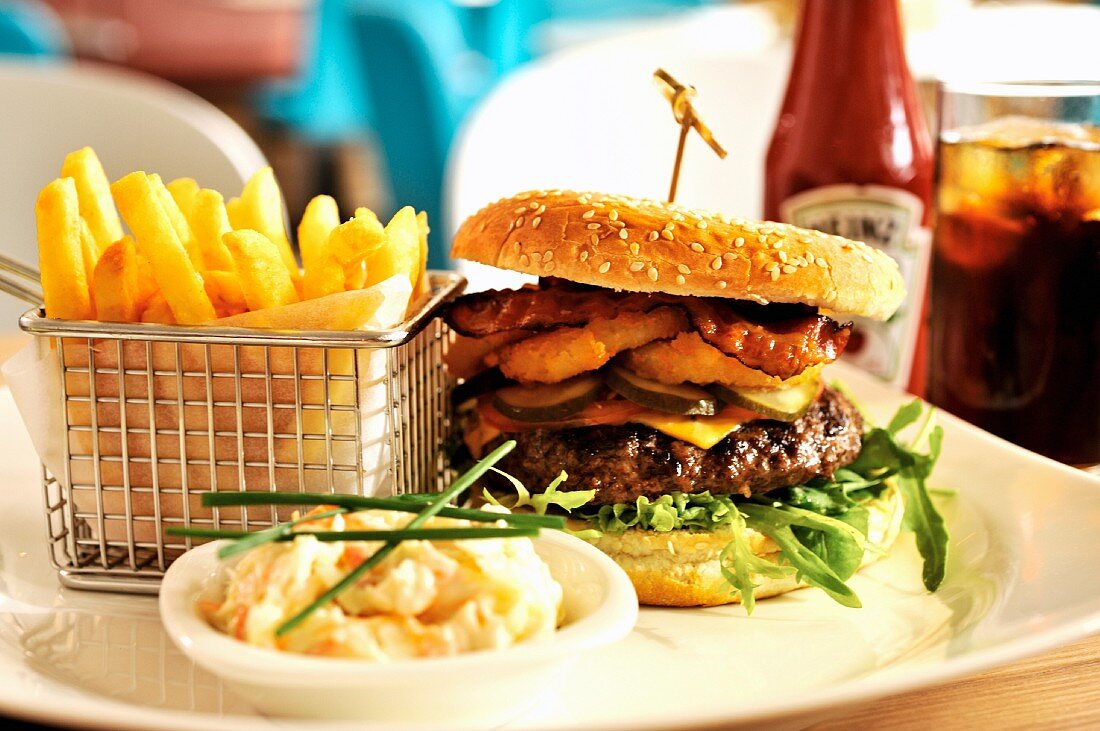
[159,529,638,725]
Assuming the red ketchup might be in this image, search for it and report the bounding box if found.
[764,0,934,393]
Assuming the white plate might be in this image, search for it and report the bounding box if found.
[0,363,1097,730]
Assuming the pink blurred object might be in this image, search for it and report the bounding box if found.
[41,0,307,81]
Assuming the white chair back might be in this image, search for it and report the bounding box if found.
[0,59,267,326]
[444,7,784,291]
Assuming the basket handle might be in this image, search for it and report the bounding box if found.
[0,253,43,306]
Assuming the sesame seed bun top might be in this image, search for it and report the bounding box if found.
[451,190,906,321]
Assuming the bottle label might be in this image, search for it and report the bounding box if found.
[779,184,930,386]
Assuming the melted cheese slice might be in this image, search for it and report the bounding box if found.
[629,411,750,449]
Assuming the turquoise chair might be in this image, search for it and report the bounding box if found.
[351,0,493,268]
[477,0,711,77]
[0,0,68,57]
[255,0,372,142]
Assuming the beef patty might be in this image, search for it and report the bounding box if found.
[488,386,863,505]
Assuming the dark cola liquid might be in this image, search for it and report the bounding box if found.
[928,122,1100,465]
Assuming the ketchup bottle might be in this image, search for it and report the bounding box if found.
[764,0,934,392]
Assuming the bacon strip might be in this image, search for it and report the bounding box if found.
[444,286,851,380]
[682,300,850,380]
[445,286,659,336]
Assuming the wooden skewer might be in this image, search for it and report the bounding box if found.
[653,69,727,203]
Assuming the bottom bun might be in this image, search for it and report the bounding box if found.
[574,484,904,607]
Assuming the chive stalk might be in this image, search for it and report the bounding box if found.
[168,526,537,543]
[201,491,564,529]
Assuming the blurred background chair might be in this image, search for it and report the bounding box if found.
[0,58,267,327]
[0,0,67,57]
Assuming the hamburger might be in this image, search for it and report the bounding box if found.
[445,190,946,610]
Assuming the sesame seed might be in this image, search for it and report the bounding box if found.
[531,251,542,263]
[520,254,530,266]
[734,237,745,247]
[672,213,685,221]
[817,259,828,268]
[690,242,705,253]
[782,264,797,274]
[765,262,779,272]
[770,269,780,281]
[758,234,768,244]
[629,261,645,272]
[807,252,815,264]
[513,241,521,253]
[598,261,612,274]
[717,280,728,289]
[647,266,659,282]
[677,264,690,274]
[630,242,640,255]
[664,222,675,230]
[676,274,686,285]
[590,234,599,246]
[582,210,595,219]
[545,261,555,272]
[615,229,626,240]
[648,231,659,242]
[514,206,527,214]
[610,220,625,229]
[580,251,589,262]
[537,205,546,215]
[517,193,531,201]
[697,220,708,229]
[533,217,542,228]
[609,210,619,221]
[587,223,600,230]
[711,257,723,270]
[516,216,525,227]
[661,230,674,241]
[778,251,788,263]
[544,250,554,262]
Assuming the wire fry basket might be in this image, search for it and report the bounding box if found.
[3,262,464,594]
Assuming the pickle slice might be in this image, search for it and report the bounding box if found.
[491,374,604,422]
[606,366,717,416]
[709,379,821,422]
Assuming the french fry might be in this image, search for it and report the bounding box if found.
[303,212,386,299]
[187,188,236,271]
[166,177,200,219]
[203,269,248,318]
[140,292,177,325]
[229,167,300,281]
[363,206,419,290]
[415,211,431,300]
[111,172,216,324]
[93,237,144,322]
[36,177,93,320]
[60,147,122,253]
[298,195,339,275]
[79,218,100,288]
[222,229,299,311]
[149,173,203,269]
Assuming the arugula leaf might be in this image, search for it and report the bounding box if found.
[886,399,924,435]
[484,468,597,517]
[740,503,863,608]
[846,401,948,591]
[741,502,870,586]
[718,508,794,615]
